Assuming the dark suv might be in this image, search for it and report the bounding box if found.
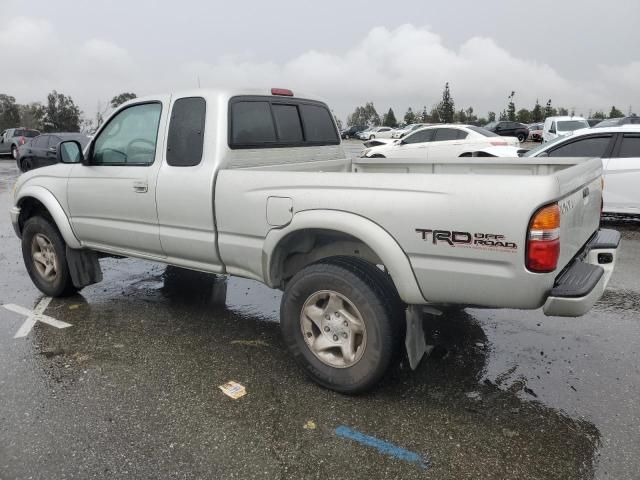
[341,125,367,139]
[483,121,529,143]
[0,128,41,159]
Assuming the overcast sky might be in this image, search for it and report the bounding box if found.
[1,0,639,122]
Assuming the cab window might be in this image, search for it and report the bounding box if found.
[403,129,435,144]
[92,103,162,165]
[548,135,612,157]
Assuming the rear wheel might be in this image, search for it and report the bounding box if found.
[369,135,375,140]
[21,216,78,297]
[20,158,33,172]
[369,154,386,158]
[517,133,526,142]
[280,257,403,393]
[11,145,18,160]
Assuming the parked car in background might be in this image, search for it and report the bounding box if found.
[587,118,603,127]
[341,125,367,139]
[0,128,40,159]
[523,125,640,215]
[392,123,430,139]
[528,123,544,142]
[17,133,90,172]
[357,126,394,140]
[483,121,529,142]
[542,116,590,142]
[593,116,640,128]
[361,124,520,160]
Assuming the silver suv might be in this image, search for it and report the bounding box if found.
[0,128,40,159]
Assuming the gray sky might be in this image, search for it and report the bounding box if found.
[2,0,639,121]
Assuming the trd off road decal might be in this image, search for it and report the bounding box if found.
[415,229,517,252]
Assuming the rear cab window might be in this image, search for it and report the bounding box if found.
[167,97,207,167]
[229,96,339,149]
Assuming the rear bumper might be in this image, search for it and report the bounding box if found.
[543,229,620,317]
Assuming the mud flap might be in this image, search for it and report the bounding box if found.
[66,247,103,289]
[405,305,438,370]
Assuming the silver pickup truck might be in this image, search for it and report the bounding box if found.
[10,88,620,392]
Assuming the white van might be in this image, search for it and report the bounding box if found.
[543,116,590,142]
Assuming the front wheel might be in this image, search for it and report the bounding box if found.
[517,133,526,142]
[280,257,402,393]
[20,158,33,172]
[369,135,375,140]
[11,145,18,160]
[21,216,78,297]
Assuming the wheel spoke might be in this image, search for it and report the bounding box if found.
[312,334,335,353]
[339,308,365,335]
[340,341,357,364]
[324,292,343,315]
[304,304,325,330]
[33,252,47,266]
[44,264,54,277]
[36,235,49,250]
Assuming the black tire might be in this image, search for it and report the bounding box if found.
[344,134,350,140]
[369,154,386,158]
[517,133,526,142]
[20,158,33,172]
[21,216,78,297]
[11,145,18,160]
[281,256,404,393]
[369,135,375,140]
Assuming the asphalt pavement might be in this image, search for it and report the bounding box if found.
[0,150,639,479]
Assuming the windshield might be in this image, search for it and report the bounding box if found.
[467,126,499,137]
[523,133,573,157]
[483,122,497,130]
[557,120,588,131]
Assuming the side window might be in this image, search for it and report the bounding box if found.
[47,136,61,148]
[403,129,435,144]
[299,104,338,143]
[93,103,162,166]
[434,128,461,141]
[549,122,556,133]
[272,104,303,143]
[32,136,48,148]
[167,97,206,167]
[456,130,468,140]
[549,135,612,157]
[617,135,640,158]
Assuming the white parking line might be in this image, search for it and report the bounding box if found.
[2,297,72,338]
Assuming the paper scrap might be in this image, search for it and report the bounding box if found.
[219,381,246,399]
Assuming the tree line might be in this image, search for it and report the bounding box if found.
[346,83,631,128]
[0,91,137,133]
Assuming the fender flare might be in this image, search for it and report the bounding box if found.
[16,185,82,249]
[263,210,426,304]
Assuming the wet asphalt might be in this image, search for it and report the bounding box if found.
[0,146,639,479]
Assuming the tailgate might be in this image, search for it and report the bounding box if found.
[555,159,602,270]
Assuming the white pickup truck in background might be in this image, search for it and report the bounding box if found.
[10,88,620,392]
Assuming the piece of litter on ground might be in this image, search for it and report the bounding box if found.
[502,428,519,438]
[465,391,481,400]
[303,420,316,430]
[219,381,246,399]
[68,304,80,310]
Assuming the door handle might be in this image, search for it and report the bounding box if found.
[133,181,148,193]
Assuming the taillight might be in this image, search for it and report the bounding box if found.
[271,88,294,96]
[526,203,560,273]
[19,136,25,145]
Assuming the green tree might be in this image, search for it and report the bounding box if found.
[347,102,380,127]
[404,107,417,125]
[477,117,487,125]
[18,102,45,130]
[544,99,557,119]
[531,99,543,122]
[383,108,398,127]
[429,107,440,123]
[454,109,467,123]
[507,91,516,121]
[499,110,507,121]
[516,108,532,124]
[592,111,606,120]
[110,92,137,109]
[43,90,82,132]
[609,106,624,118]
[487,111,496,122]
[0,94,21,131]
[465,107,477,122]
[420,106,429,123]
[437,82,455,123]
[557,107,569,116]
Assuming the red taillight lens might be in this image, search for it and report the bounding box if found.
[19,136,25,145]
[271,88,293,96]
[527,204,560,273]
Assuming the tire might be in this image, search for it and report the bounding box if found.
[280,256,403,393]
[11,145,18,160]
[21,216,78,297]
[369,154,386,158]
[344,134,350,140]
[517,133,526,142]
[369,135,375,140]
[20,158,33,172]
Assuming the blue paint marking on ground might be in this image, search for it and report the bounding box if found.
[335,425,429,469]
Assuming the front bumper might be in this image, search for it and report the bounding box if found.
[9,205,21,237]
[543,229,620,317]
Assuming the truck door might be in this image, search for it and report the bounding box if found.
[67,98,170,256]
[155,96,224,272]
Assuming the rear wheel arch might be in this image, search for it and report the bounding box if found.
[263,211,426,304]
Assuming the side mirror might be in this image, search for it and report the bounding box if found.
[57,140,85,165]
